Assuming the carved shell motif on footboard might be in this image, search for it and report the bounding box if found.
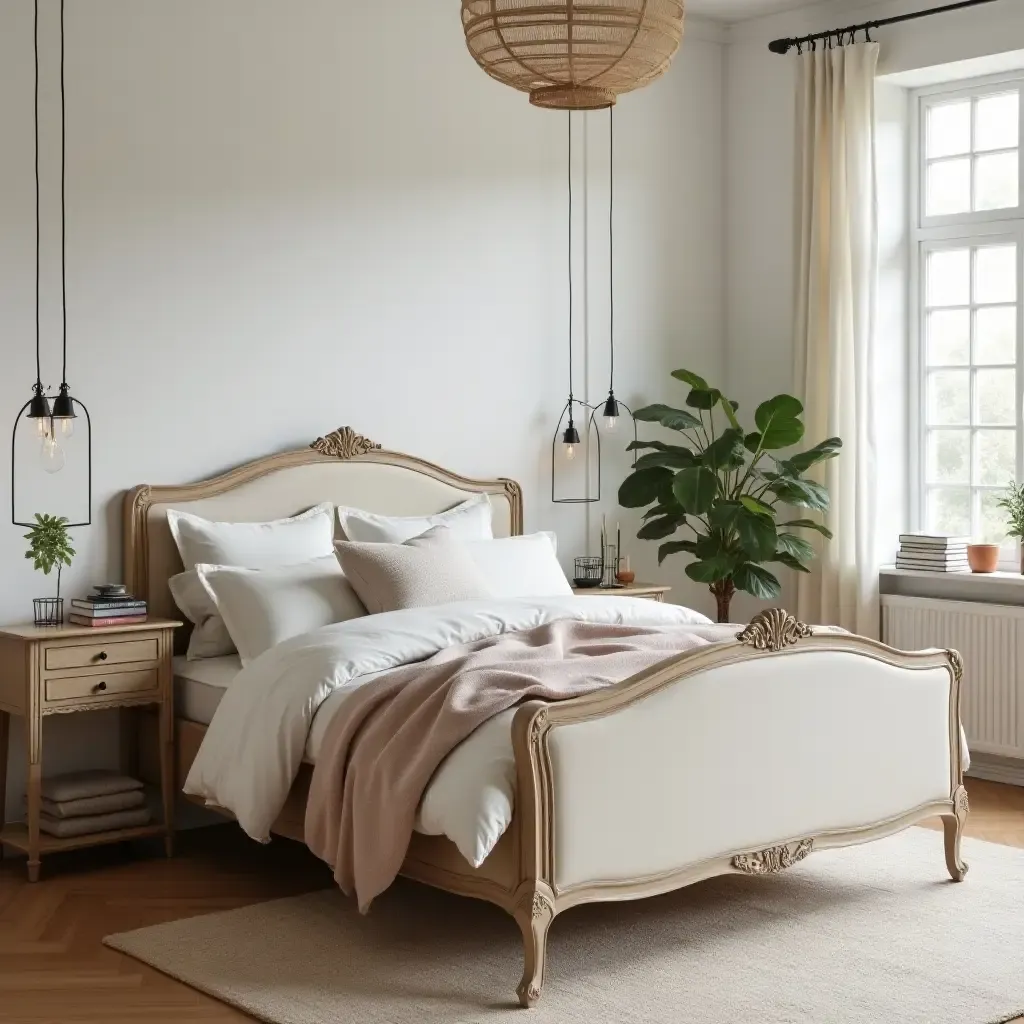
[736,609,813,652]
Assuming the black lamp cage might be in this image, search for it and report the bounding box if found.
[11,394,92,528]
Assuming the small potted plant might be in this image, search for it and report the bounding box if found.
[996,482,1024,574]
[24,513,75,625]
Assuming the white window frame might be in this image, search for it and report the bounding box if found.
[911,71,1024,560]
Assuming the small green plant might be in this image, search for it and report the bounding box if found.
[996,482,1024,543]
[24,514,75,598]
[618,368,842,622]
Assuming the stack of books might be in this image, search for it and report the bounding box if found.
[68,587,148,627]
[896,533,970,572]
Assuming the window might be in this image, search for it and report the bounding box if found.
[914,75,1024,545]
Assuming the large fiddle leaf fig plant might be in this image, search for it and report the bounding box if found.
[617,369,841,622]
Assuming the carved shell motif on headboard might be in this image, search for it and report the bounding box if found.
[310,426,382,460]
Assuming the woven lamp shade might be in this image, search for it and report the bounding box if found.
[461,1,685,110]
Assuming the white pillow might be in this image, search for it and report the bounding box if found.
[167,503,335,571]
[169,569,236,660]
[196,556,366,665]
[335,527,493,614]
[462,533,572,598]
[337,494,492,544]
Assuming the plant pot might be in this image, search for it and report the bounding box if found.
[33,597,63,626]
[967,544,1000,574]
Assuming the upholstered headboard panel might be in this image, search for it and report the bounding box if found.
[123,429,522,649]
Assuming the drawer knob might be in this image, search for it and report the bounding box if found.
[97,651,108,661]
[93,681,107,693]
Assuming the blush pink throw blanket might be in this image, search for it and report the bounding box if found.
[305,619,738,911]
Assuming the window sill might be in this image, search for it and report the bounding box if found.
[880,565,1024,605]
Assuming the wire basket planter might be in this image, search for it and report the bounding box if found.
[573,556,603,589]
[33,597,63,626]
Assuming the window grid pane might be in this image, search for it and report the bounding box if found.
[923,86,1022,217]
[920,232,1022,544]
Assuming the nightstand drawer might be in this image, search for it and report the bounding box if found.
[44,638,158,672]
[44,668,159,704]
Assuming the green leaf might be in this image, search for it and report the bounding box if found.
[672,466,718,515]
[633,448,697,471]
[772,551,811,573]
[744,432,762,453]
[618,467,674,508]
[767,476,830,511]
[720,396,741,430]
[637,514,687,540]
[686,388,722,411]
[733,562,782,600]
[779,518,834,540]
[626,440,672,452]
[658,540,697,563]
[701,428,746,473]
[739,495,775,517]
[670,369,709,390]
[686,554,735,584]
[775,532,816,562]
[736,508,778,561]
[754,395,806,450]
[643,502,684,520]
[779,437,843,475]
[633,404,702,432]
[708,499,743,532]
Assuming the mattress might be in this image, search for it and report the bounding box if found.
[173,655,242,725]
[173,653,370,762]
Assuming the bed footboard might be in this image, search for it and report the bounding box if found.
[508,609,967,1007]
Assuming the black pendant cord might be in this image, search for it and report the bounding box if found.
[567,110,574,422]
[608,106,614,395]
[33,0,41,393]
[60,0,67,388]
[768,0,1000,55]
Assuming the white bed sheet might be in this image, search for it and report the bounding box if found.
[173,655,242,724]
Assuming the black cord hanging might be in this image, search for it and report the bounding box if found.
[12,0,92,528]
[552,110,600,504]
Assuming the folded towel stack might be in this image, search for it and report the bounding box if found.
[36,770,151,839]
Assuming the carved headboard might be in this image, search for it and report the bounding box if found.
[123,427,523,650]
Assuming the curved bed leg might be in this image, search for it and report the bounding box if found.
[513,884,555,1008]
[942,785,969,882]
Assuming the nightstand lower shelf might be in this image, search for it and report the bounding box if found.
[0,821,168,856]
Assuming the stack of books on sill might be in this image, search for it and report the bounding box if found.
[68,590,148,627]
[896,533,971,572]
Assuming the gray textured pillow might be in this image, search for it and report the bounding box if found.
[335,526,493,614]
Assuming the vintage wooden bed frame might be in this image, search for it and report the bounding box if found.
[128,427,969,1008]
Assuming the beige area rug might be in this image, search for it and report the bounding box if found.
[105,828,1024,1024]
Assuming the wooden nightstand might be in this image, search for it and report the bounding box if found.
[0,618,180,881]
[571,583,671,602]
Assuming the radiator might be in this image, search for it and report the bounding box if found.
[881,594,1024,759]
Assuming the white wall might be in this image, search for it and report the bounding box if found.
[0,3,726,811]
[723,0,1024,621]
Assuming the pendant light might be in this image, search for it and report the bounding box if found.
[552,112,601,503]
[600,108,638,461]
[461,1,685,111]
[11,0,91,526]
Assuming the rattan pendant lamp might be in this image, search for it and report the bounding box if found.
[461,1,685,110]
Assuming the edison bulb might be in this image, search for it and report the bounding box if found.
[57,417,74,438]
[41,437,65,474]
[35,417,51,438]
[564,443,577,461]
[603,414,619,431]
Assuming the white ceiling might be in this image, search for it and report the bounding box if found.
[686,0,836,24]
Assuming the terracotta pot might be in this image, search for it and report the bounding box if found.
[967,543,1000,573]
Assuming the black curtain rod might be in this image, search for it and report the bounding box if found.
[768,0,1001,55]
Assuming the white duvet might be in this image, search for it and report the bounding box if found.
[184,596,711,867]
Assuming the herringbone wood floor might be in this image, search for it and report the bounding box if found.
[1,778,1022,1023]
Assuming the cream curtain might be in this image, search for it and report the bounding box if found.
[793,43,880,637]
